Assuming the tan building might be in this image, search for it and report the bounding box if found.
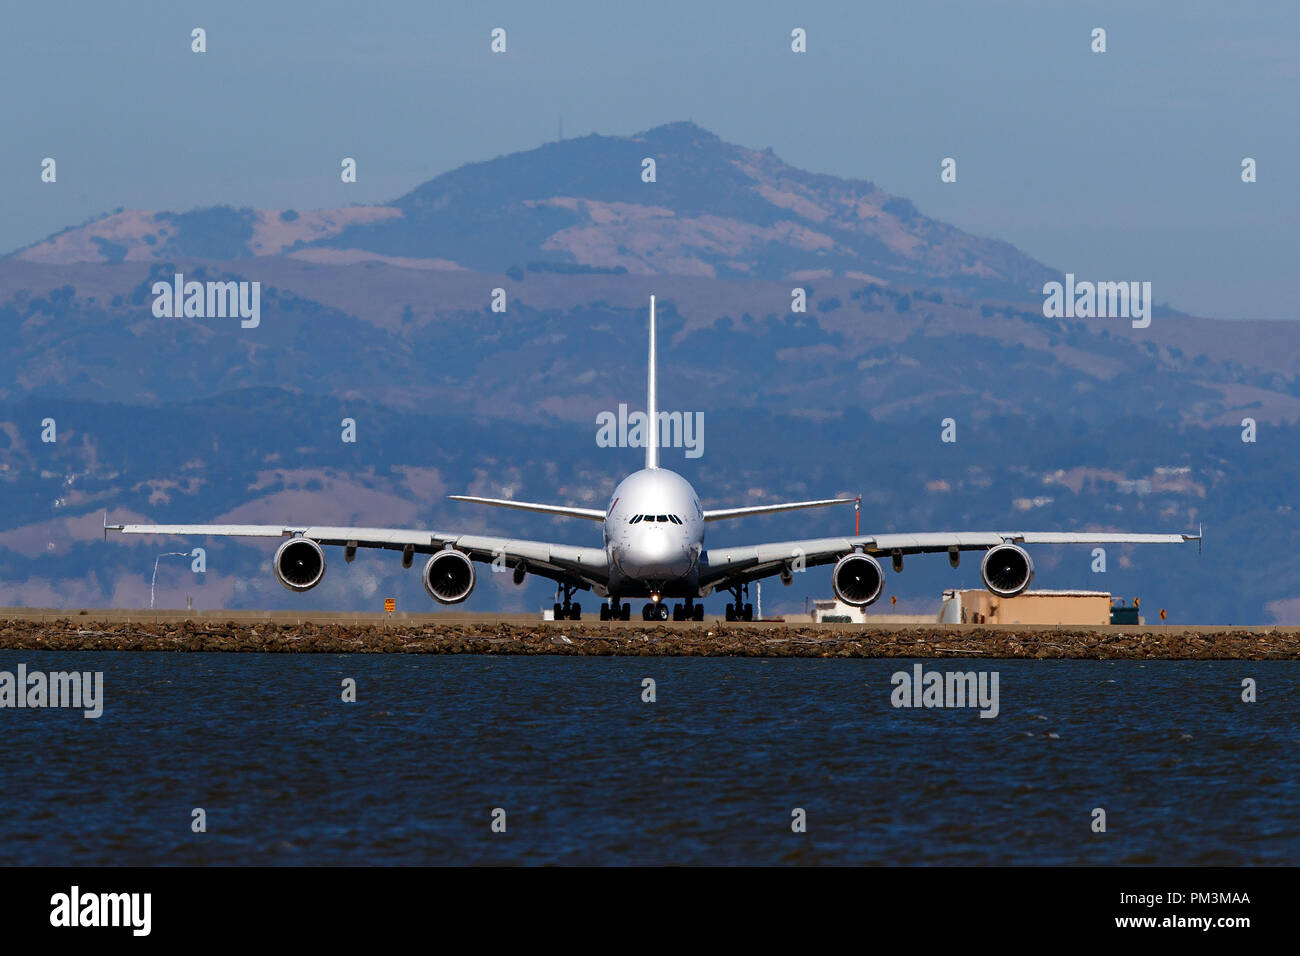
[938,589,1111,626]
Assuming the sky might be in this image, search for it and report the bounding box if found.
[1,0,1295,319]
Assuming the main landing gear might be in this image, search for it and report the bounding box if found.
[672,600,704,622]
[723,583,755,622]
[600,600,632,621]
[552,583,582,621]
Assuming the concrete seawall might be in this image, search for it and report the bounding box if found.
[0,610,1296,658]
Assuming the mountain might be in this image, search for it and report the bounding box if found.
[0,124,1297,624]
[10,122,1056,300]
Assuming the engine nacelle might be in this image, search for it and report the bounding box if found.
[274,537,326,592]
[831,552,885,607]
[423,549,476,604]
[980,543,1035,597]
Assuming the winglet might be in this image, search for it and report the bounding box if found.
[646,294,658,470]
[103,510,124,540]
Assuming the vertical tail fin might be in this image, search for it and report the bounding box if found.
[646,294,658,469]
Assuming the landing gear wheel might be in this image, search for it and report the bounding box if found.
[723,584,754,622]
[552,583,583,621]
[693,604,704,622]
[642,603,653,621]
[600,604,610,621]
[655,603,669,621]
[672,603,685,621]
[620,603,631,621]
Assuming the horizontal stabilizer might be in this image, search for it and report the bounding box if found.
[447,495,606,521]
[703,498,855,522]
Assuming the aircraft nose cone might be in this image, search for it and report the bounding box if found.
[630,528,690,577]
[640,529,674,560]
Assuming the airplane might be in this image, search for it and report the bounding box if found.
[106,296,1201,622]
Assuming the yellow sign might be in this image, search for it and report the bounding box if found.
[1159,608,1167,621]
[384,598,396,613]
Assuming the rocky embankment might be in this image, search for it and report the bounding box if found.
[1,617,1297,658]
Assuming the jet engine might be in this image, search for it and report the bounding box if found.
[831,552,885,607]
[423,550,476,604]
[274,537,326,592]
[980,543,1034,597]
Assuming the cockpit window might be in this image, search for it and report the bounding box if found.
[630,514,642,523]
[656,515,668,523]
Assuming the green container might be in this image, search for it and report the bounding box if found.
[1110,605,1139,625]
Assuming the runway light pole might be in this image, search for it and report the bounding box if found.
[151,552,190,609]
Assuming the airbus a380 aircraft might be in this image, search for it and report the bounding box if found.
[108,297,1200,622]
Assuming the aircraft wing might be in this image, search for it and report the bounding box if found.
[105,520,611,591]
[702,498,854,521]
[446,496,606,521]
[698,528,1200,590]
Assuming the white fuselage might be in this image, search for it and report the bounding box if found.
[603,468,704,598]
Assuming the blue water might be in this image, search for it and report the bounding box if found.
[1,652,1296,865]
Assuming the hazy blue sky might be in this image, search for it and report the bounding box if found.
[2,0,1295,318]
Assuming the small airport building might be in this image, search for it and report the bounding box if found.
[811,598,867,623]
[805,599,933,625]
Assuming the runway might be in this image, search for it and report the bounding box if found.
[1,608,1297,658]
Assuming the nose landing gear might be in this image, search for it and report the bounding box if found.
[642,602,670,621]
